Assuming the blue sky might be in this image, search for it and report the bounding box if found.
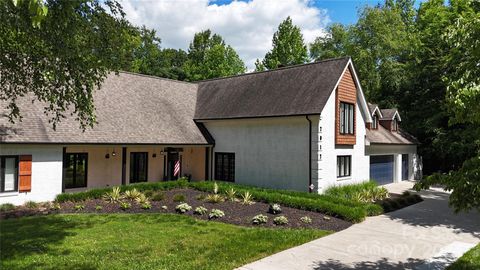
[123,0,423,69]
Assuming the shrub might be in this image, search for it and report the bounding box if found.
[103,187,123,203]
[135,194,149,204]
[74,204,85,211]
[95,205,103,211]
[124,188,142,201]
[241,191,254,205]
[141,202,152,210]
[204,194,225,203]
[225,188,237,201]
[151,192,165,201]
[252,214,268,225]
[194,206,208,215]
[120,202,131,210]
[273,216,288,225]
[175,203,192,213]
[50,202,61,211]
[0,203,15,212]
[24,201,39,209]
[208,209,225,219]
[326,181,389,203]
[144,190,154,198]
[173,194,186,202]
[268,203,282,214]
[300,216,312,224]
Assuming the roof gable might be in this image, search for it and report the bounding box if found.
[194,57,351,120]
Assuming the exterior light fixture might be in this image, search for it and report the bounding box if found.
[112,150,116,157]
[152,153,157,158]
[105,153,110,159]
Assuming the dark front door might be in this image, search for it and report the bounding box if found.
[402,154,409,180]
[167,152,180,180]
[130,152,148,183]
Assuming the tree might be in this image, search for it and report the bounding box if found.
[257,16,308,71]
[183,30,245,81]
[0,0,130,129]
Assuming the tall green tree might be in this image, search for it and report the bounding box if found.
[183,30,245,81]
[256,16,308,71]
[0,0,130,129]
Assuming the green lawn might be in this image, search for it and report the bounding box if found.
[448,243,480,270]
[1,214,329,270]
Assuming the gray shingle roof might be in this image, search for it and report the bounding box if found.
[194,57,350,120]
[0,72,209,144]
[366,124,418,145]
[380,108,398,120]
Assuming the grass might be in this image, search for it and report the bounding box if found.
[448,243,480,270]
[55,180,385,222]
[0,214,329,270]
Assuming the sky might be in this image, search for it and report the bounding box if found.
[122,0,412,69]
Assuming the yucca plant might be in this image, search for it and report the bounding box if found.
[119,202,131,210]
[102,187,123,203]
[135,193,149,204]
[225,188,237,202]
[141,202,152,210]
[241,191,254,205]
[124,188,142,201]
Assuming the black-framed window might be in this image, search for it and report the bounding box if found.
[340,102,354,134]
[337,155,351,178]
[215,153,235,182]
[130,152,148,183]
[65,153,88,189]
[0,156,18,193]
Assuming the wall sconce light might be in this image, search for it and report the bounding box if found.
[105,153,110,159]
[112,150,116,157]
[152,153,157,158]
[160,151,166,156]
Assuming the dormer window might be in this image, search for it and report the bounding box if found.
[392,118,398,131]
[372,114,378,129]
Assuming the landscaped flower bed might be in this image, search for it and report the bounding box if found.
[1,187,351,231]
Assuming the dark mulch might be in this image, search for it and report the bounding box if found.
[1,188,352,232]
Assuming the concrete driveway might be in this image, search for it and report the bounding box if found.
[237,182,480,270]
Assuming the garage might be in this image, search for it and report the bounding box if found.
[370,155,394,185]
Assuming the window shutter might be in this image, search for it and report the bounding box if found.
[19,155,32,192]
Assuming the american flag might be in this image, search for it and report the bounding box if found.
[173,160,180,177]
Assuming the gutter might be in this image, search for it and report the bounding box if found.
[306,115,313,193]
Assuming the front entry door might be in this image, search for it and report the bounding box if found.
[167,152,180,180]
[130,152,148,183]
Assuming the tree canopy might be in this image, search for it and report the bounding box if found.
[256,16,308,71]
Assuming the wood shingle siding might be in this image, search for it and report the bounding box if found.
[335,67,357,145]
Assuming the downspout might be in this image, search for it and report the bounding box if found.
[306,115,312,193]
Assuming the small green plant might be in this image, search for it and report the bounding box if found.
[241,191,254,205]
[135,193,150,204]
[204,194,225,203]
[252,214,268,225]
[124,188,142,201]
[0,203,15,212]
[151,192,165,201]
[120,202,131,210]
[24,201,39,209]
[161,205,168,210]
[144,190,154,198]
[225,188,237,201]
[273,216,288,225]
[300,216,312,224]
[195,194,206,200]
[175,203,192,213]
[141,202,152,210]
[103,187,123,203]
[95,205,103,211]
[208,209,225,219]
[173,194,186,202]
[50,202,61,211]
[194,206,208,215]
[268,203,282,214]
[74,204,85,211]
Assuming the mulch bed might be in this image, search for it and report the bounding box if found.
[1,188,352,232]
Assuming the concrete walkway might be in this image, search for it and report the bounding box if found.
[237,182,480,270]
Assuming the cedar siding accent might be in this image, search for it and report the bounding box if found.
[380,119,393,131]
[335,67,357,145]
[19,155,32,192]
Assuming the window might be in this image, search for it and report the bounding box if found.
[337,155,351,178]
[65,153,88,189]
[0,156,18,193]
[392,119,398,131]
[130,152,148,183]
[340,102,354,134]
[215,153,235,182]
[372,115,378,129]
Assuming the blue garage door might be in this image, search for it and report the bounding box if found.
[370,155,394,185]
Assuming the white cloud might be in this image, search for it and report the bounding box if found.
[122,0,329,70]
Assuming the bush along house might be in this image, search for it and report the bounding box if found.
[0,57,421,204]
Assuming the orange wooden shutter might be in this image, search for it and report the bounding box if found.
[19,155,32,192]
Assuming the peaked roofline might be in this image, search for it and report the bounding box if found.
[197,57,352,83]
